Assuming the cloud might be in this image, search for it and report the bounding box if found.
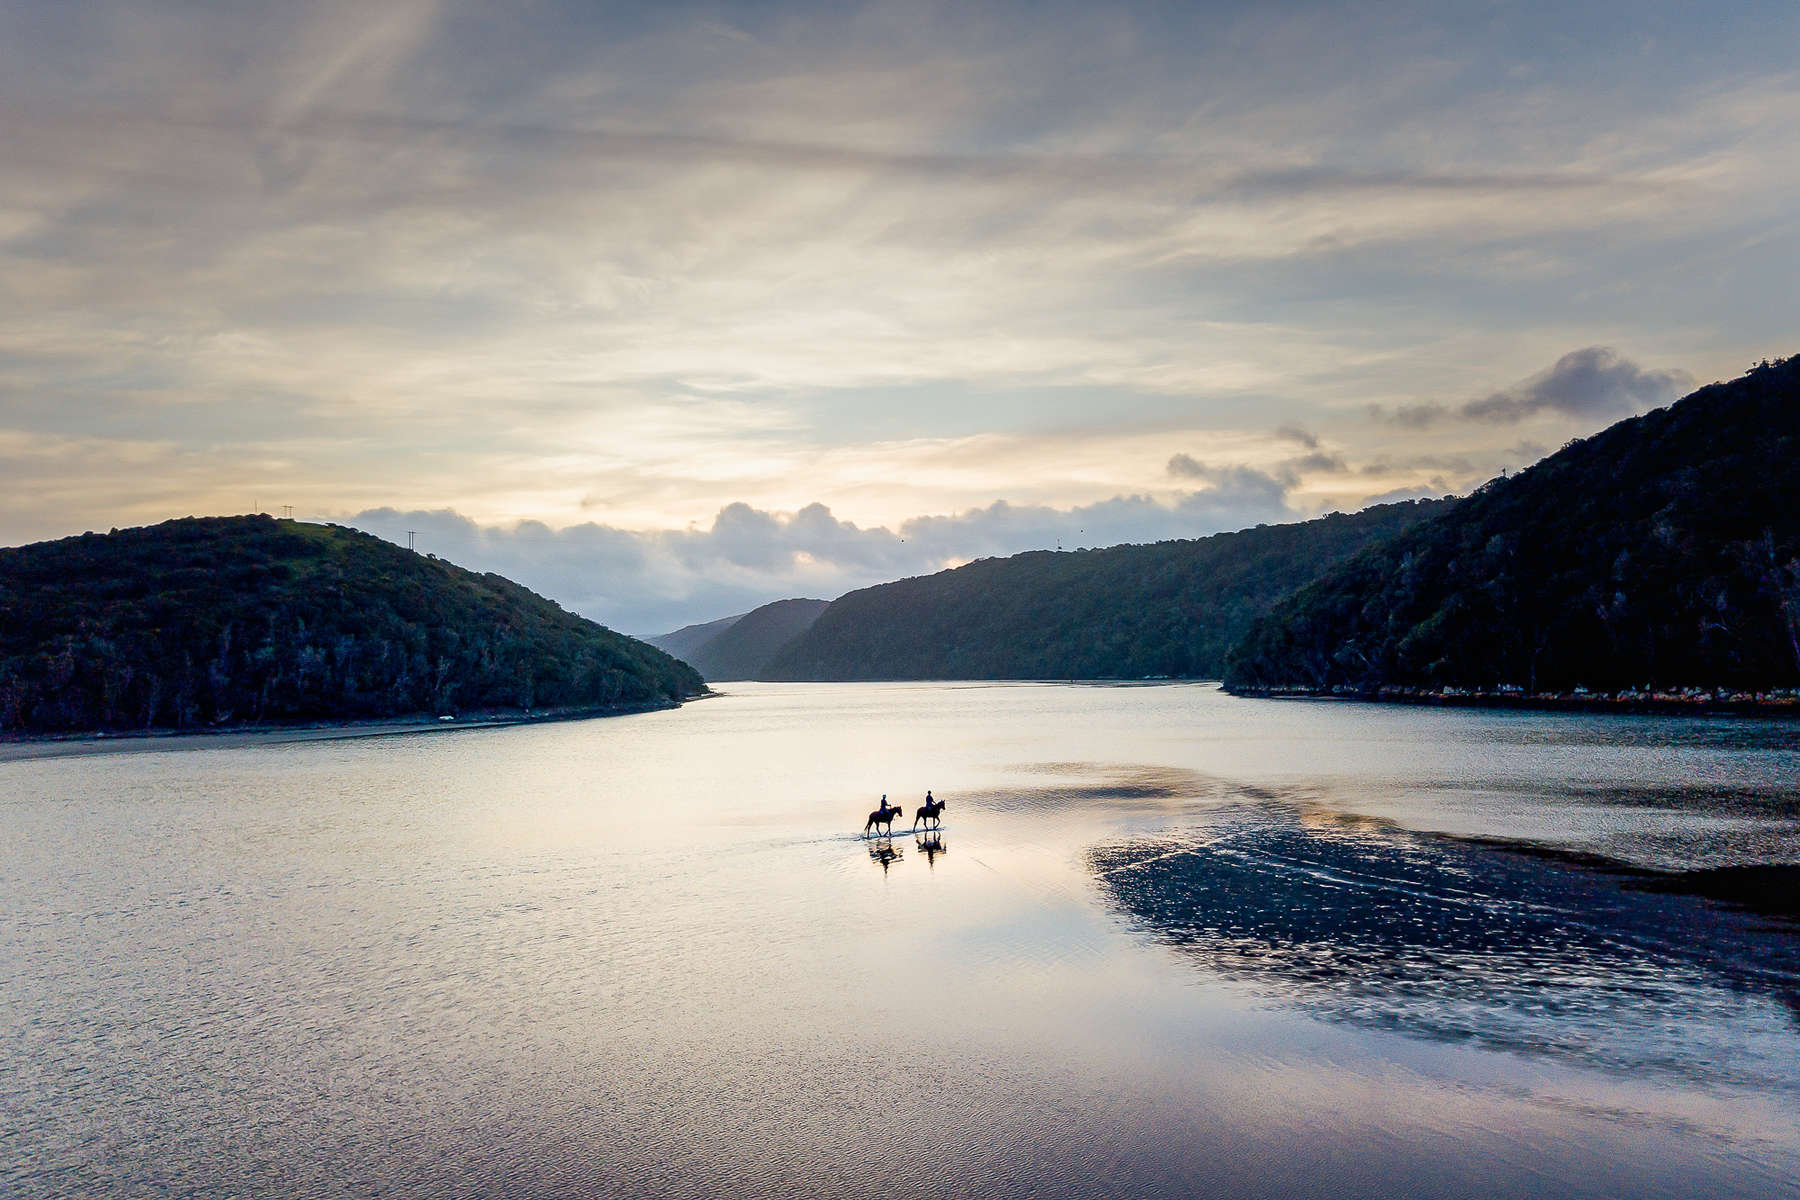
[1178,446,1347,486]
[1462,347,1692,423]
[901,470,1296,557]
[1369,402,1451,429]
[1359,483,1454,506]
[341,469,1299,634]
[0,3,1791,560]
[1273,425,1321,450]
[1357,453,1475,477]
[1509,440,1549,463]
[1287,451,1349,475]
[1367,348,1691,429]
[1167,452,1207,478]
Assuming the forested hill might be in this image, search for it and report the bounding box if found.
[1225,356,1800,698]
[762,500,1450,681]
[661,597,829,681]
[648,611,745,663]
[0,516,705,734]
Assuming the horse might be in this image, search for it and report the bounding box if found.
[864,804,900,836]
[913,795,946,830]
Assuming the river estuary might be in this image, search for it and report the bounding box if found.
[4,682,1798,1198]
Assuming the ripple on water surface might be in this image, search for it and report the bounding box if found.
[1091,807,1800,1093]
[4,682,1800,1198]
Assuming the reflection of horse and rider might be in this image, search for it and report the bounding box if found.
[864,792,948,871]
[868,826,946,871]
[868,837,902,872]
[864,790,946,836]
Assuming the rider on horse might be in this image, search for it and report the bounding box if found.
[864,794,901,836]
[913,790,945,831]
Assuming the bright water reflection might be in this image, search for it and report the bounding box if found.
[2,682,1798,1198]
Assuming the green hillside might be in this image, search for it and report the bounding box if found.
[648,611,746,663]
[671,597,829,681]
[1225,356,1800,697]
[0,515,705,733]
[762,500,1450,681]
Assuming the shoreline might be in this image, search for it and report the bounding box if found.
[0,693,714,762]
[1226,684,1800,717]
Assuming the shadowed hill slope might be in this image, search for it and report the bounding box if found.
[0,515,705,733]
[762,501,1450,681]
[647,612,746,663]
[675,597,829,680]
[1225,356,1800,697]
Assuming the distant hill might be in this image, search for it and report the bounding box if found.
[0,515,705,734]
[1225,356,1800,697]
[762,501,1450,681]
[648,612,746,663]
[657,598,830,680]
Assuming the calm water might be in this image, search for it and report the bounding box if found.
[3,682,1799,1199]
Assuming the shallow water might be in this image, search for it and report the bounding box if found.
[3,682,1798,1198]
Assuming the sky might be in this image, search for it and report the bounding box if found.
[2,0,1795,634]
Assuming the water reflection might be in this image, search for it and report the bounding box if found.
[1091,808,1800,1090]
[915,830,948,867]
[867,836,902,872]
[10,683,1800,1199]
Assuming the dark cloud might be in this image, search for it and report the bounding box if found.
[1225,164,1621,199]
[1462,347,1691,423]
[1167,452,1207,478]
[1369,402,1451,429]
[4,102,1638,223]
[1273,424,1321,449]
[1287,451,1348,475]
[1366,349,1690,429]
